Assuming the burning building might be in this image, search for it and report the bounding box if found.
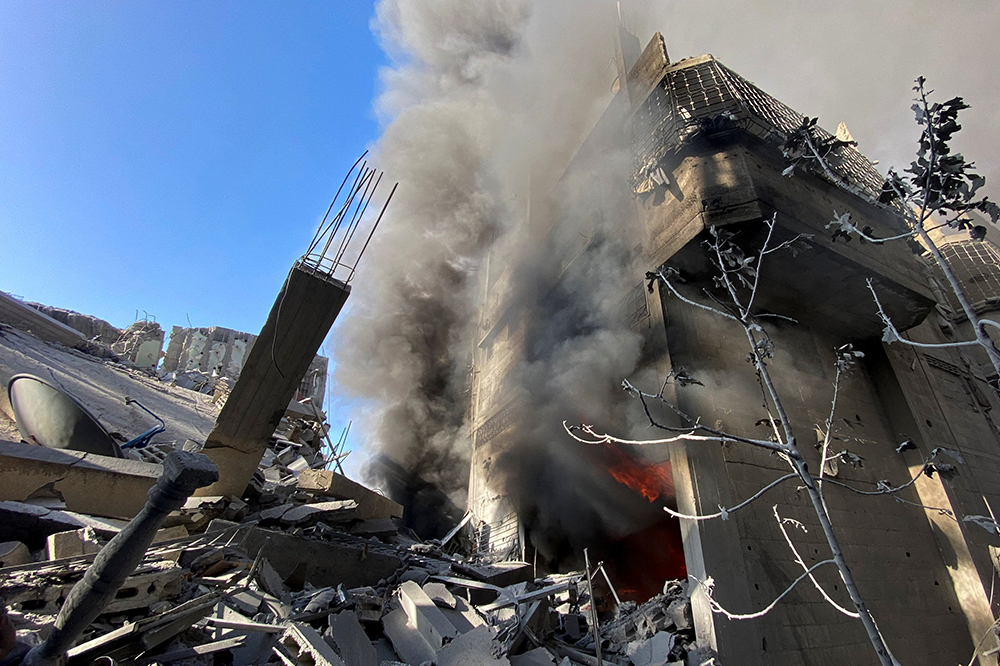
[466,28,1000,664]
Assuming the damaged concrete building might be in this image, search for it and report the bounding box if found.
[467,29,1000,664]
[161,325,329,410]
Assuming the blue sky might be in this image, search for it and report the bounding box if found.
[0,2,386,338]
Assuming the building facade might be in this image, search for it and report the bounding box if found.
[467,31,1000,664]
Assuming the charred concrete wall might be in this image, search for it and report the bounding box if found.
[467,36,1000,664]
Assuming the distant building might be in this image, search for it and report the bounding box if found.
[467,29,1000,664]
[163,325,328,409]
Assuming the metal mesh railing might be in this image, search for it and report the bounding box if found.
[936,240,1000,314]
[631,56,885,200]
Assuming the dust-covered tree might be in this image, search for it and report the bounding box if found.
[565,80,1000,666]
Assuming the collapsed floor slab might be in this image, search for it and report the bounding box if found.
[0,440,161,520]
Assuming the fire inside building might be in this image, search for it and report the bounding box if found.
[465,29,1000,664]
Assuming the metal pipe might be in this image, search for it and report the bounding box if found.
[583,548,603,666]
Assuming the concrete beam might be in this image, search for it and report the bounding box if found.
[297,469,403,520]
[240,527,402,589]
[0,439,161,520]
[197,263,350,497]
[0,292,86,349]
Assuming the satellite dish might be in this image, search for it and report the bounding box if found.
[7,374,123,458]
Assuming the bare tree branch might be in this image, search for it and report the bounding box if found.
[773,505,860,618]
[662,474,797,522]
[692,559,840,621]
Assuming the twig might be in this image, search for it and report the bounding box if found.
[693,560,839,620]
[772,505,859,618]
[663,474,797,521]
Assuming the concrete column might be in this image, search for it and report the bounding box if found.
[196,261,350,497]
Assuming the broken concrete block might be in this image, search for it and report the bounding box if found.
[280,621,346,666]
[328,610,377,666]
[287,456,310,473]
[665,597,691,631]
[423,582,457,609]
[347,587,385,622]
[510,647,558,666]
[257,558,289,602]
[374,637,400,664]
[279,500,357,526]
[398,580,458,650]
[435,625,510,666]
[297,469,403,520]
[260,502,296,522]
[205,518,240,534]
[350,518,398,538]
[241,528,402,589]
[382,607,436,666]
[152,525,189,544]
[627,631,676,666]
[399,569,430,586]
[439,596,485,635]
[0,440,161,520]
[46,527,101,560]
[0,500,89,546]
[227,589,266,617]
[0,541,31,568]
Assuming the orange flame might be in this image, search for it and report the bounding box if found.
[603,445,672,502]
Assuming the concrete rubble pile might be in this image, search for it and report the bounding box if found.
[0,442,700,666]
[0,300,703,665]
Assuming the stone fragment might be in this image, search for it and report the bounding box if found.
[297,469,403,520]
[382,607,435,666]
[435,625,510,666]
[328,610,377,666]
[510,647,558,666]
[279,622,346,666]
[0,542,31,568]
[397,580,458,650]
[422,582,456,609]
[46,527,101,560]
[280,500,357,526]
[627,632,676,666]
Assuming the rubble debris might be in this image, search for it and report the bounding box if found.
[0,326,699,666]
[297,469,403,520]
[0,542,31,568]
[44,528,101,561]
[0,440,160,521]
[0,292,88,350]
[21,450,219,666]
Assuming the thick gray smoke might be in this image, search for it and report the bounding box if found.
[333,0,1000,543]
[333,0,650,540]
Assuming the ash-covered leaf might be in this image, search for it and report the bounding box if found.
[962,515,1000,536]
[669,367,704,387]
[882,325,900,344]
[896,439,917,454]
[836,450,865,468]
[932,447,965,464]
[876,480,893,492]
[719,505,730,521]
[925,462,958,479]
[782,164,796,178]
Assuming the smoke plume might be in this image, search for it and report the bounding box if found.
[333,0,1000,550]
